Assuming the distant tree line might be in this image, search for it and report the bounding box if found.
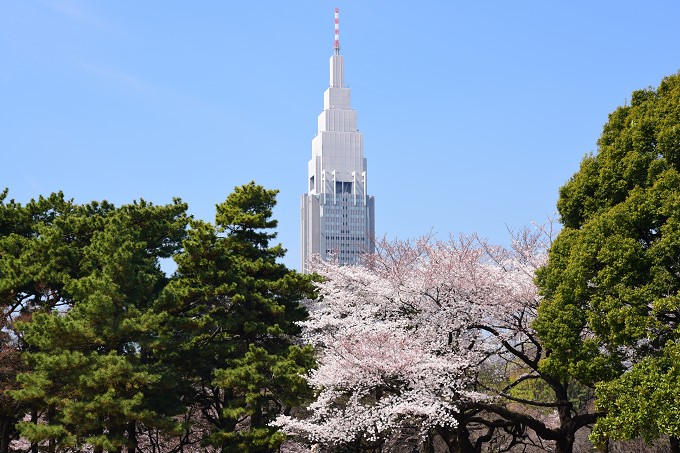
[2,72,680,453]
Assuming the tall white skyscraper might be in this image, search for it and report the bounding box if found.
[300,8,375,273]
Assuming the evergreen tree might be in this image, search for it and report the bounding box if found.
[159,182,316,452]
[3,184,314,452]
[0,190,80,453]
[7,196,188,452]
[534,72,680,450]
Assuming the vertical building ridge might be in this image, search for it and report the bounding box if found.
[300,8,376,273]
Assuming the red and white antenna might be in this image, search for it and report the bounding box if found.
[334,8,340,54]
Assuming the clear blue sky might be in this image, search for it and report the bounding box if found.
[2,1,679,270]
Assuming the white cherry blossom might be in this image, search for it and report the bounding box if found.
[275,229,548,449]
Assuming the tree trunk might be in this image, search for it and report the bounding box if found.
[46,405,56,453]
[456,424,477,453]
[0,414,16,453]
[0,421,9,453]
[554,435,575,453]
[553,384,575,453]
[422,430,436,453]
[126,420,136,453]
[670,436,680,453]
[436,426,477,453]
[30,408,38,453]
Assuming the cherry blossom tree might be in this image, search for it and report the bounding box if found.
[454,226,602,453]
[277,224,601,453]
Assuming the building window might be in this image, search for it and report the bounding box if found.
[335,181,353,194]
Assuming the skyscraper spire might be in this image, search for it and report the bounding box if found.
[334,8,340,55]
[301,8,375,273]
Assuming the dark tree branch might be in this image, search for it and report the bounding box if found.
[466,401,561,442]
[501,372,542,394]
[470,324,539,369]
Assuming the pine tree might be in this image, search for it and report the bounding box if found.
[159,182,315,452]
[0,190,79,453]
[8,197,188,452]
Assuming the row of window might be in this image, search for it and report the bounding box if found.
[326,236,366,241]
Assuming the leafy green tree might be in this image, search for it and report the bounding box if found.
[158,182,316,452]
[6,196,188,452]
[593,342,680,449]
[534,72,680,450]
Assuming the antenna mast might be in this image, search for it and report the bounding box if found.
[334,8,340,55]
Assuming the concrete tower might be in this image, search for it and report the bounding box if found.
[300,8,375,273]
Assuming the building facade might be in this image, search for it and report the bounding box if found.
[300,9,375,273]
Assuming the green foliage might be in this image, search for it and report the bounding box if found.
[0,191,188,451]
[535,72,680,443]
[6,196,189,451]
[1,183,317,452]
[209,344,315,451]
[158,182,316,452]
[0,190,84,451]
[592,342,680,445]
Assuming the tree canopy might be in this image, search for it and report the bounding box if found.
[277,230,600,453]
[0,183,314,453]
[534,72,680,449]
